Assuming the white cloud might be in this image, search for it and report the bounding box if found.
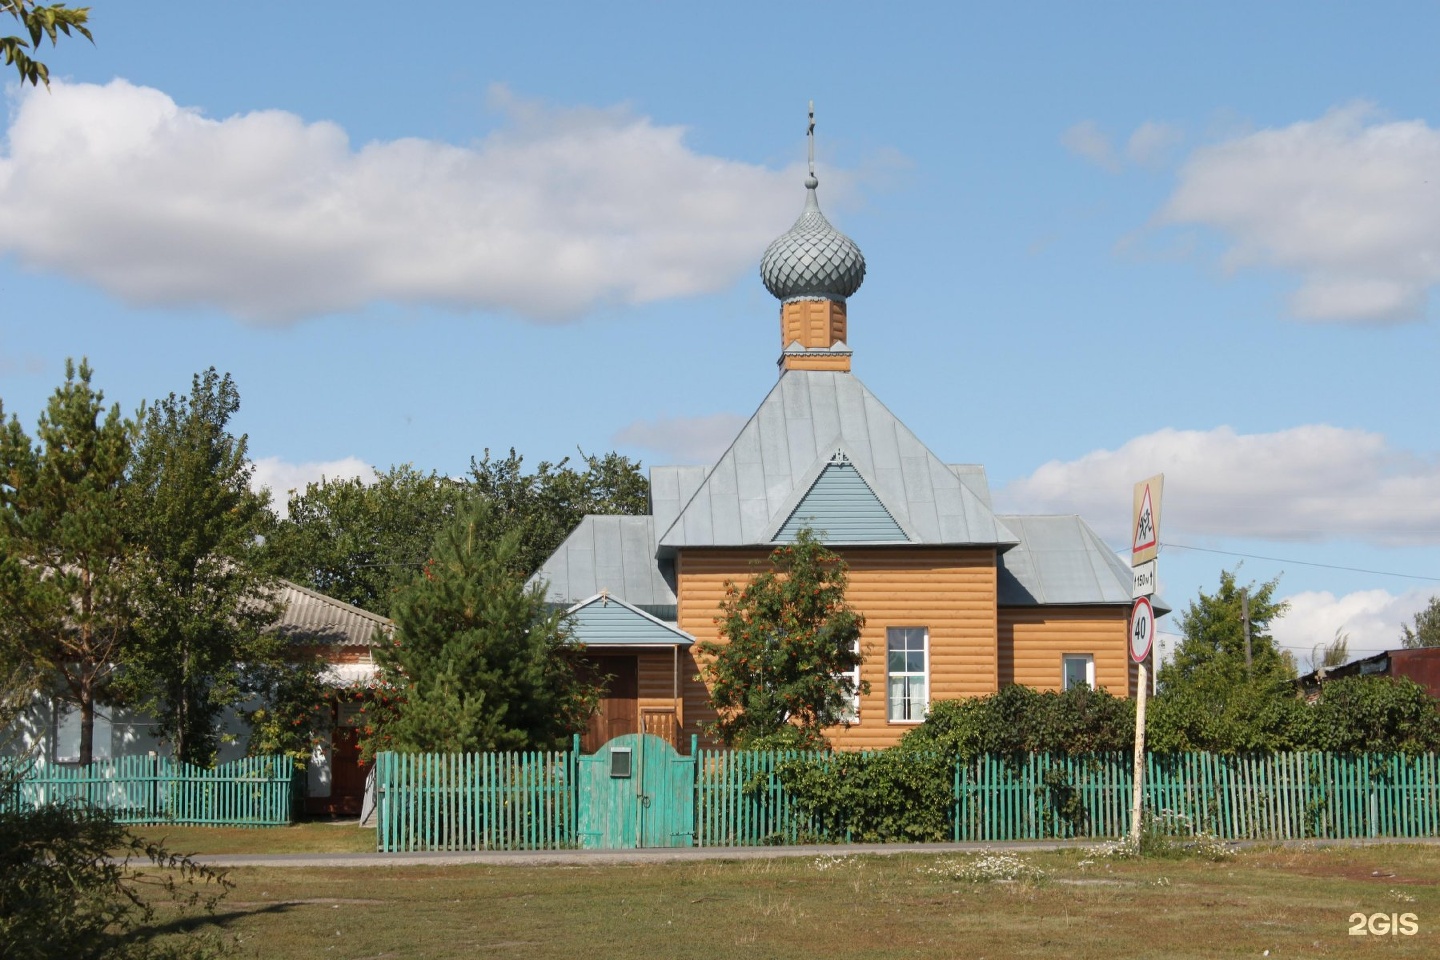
[1062,119,1183,172]
[1161,103,1440,324]
[997,424,1440,546]
[251,456,376,516]
[613,413,747,464]
[1125,121,1183,168]
[1272,587,1435,662]
[0,80,813,324]
[1061,120,1120,172]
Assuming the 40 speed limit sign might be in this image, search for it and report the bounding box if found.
[1129,596,1155,663]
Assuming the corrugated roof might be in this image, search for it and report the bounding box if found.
[270,579,392,646]
[529,515,677,609]
[657,370,1018,550]
[996,515,1140,607]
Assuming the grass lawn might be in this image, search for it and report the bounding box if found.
[134,819,377,855]
[153,844,1437,959]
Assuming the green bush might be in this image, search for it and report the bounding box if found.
[777,748,953,843]
[0,801,229,960]
[1302,676,1440,754]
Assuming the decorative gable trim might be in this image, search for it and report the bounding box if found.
[564,591,695,647]
[762,440,916,544]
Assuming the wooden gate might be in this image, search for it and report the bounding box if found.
[577,734,695,848]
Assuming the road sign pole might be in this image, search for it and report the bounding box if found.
[1130,657,1147,844]
[1128,471,1161,847]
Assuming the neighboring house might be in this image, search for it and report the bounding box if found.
[1297,647,1440,701]
[8,578,389,816]
[533,165,1160,753]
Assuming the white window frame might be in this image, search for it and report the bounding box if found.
[886,626,929,723]
[837,639,861,724]
[1062,653,1095,691]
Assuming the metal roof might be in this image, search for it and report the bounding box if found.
[949,465,992,509]
[564,593,694,647]
[649,465,709,541]
[529,515,677,610]
[657,370,1018,551]
[996,515,1167,611]
[270,579,392,646]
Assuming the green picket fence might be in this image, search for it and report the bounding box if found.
[953,752,1440,842]
[373,747,1440,851]
[374,750,575,852]
[693,747,820,846]
[1,755,296,826]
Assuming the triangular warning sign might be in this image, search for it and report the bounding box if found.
[1132,485,1157,554]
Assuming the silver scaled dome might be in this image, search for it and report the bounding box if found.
[760,176,866,302]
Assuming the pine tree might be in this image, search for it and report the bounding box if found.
[370,501,596,754]
[700,529,866,749]
[115,369,281,766]
[0,360,136,764]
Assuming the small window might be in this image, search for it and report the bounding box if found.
[1062,654,1095,691]
[609,747,632,779]
[837,639,861,724]
[886,627,928,723]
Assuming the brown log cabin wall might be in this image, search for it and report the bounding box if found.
[997,606,1133,697]
[676,546,999,751]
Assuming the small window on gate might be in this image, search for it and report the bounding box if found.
[610,747,632,778]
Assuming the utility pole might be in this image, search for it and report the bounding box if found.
[1241,588,1252,676]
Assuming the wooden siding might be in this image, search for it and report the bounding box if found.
[997,606,1132,696]
[774,463,908,543]
[676,547,998,751]
[780,298,846,350]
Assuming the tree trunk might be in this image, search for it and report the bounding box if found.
[79,682,94,766]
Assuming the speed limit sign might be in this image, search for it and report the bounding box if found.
[1129,596,1155,663]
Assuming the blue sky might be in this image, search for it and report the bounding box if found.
[3,2,1439,665]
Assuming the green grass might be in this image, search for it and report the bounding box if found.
[155,844,1439,959]
[133,819,377,855]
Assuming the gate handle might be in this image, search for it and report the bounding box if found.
[640,794,651,807]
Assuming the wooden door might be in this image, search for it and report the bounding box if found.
[330,701,369,815]
[582,656,638,754]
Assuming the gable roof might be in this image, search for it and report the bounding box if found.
[565,593,694,647]
[529,514,676,611]
[996,515,1168,611]
[772,455,909,543]
[270,579,392,646]
[656,370,1018,551]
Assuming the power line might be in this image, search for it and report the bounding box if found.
[1162,542,1440,583]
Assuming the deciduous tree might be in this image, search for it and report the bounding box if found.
[2,0,91,88]
[1159,568,1293,692]
[115,369,281,766]
[700,529,866,749]
[468,448,649,578]
[1401,595,1440,649]
[265,465,470,618]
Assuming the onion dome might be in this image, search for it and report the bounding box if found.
[760,175,866,303]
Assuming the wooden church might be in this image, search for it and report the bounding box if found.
[535,132,1142,752]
